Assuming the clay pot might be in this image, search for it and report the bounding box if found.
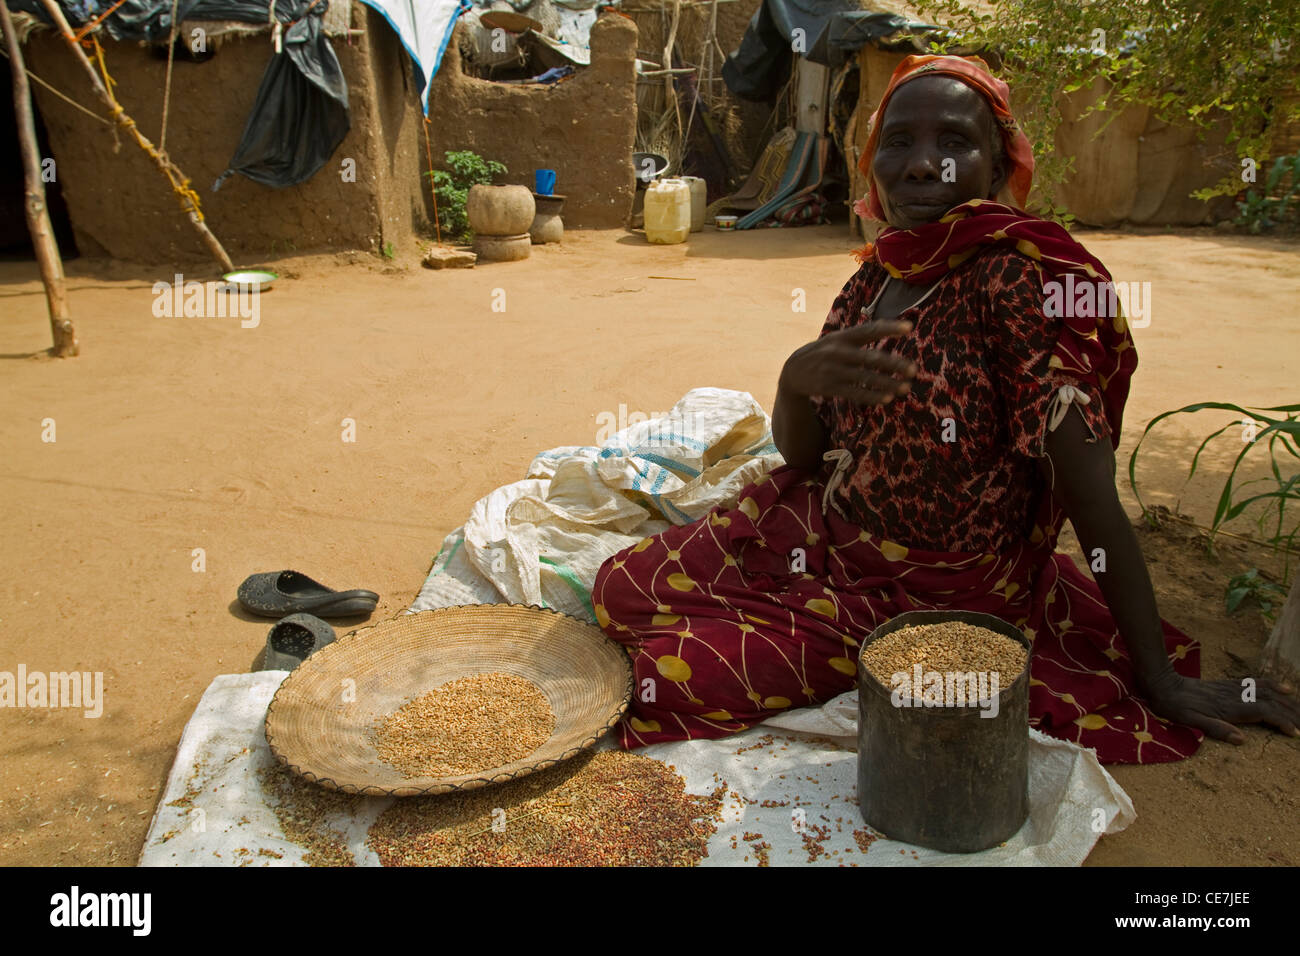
[530,192,565,244]
[467,185,536,237]
[473,232,532,261]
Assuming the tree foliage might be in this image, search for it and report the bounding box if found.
[909,0,1300,220]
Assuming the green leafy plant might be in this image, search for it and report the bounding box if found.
[1233,154,1300,234]
[909,0,1300,219]
[1225,568,1289,622]
[1128,401,1300,587]
[425,150,508,243]
[381,240,395,259]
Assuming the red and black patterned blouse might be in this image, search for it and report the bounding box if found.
[810,248,1113,555]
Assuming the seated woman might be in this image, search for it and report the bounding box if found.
[592,54,1299,763]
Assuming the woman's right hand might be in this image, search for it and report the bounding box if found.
[780,319,917,405]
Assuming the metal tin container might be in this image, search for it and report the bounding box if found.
[857,609,1031,853]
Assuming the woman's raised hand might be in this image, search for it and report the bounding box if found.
[780,319,917,406]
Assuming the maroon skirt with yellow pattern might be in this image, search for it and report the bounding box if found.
[592,465,1203,764]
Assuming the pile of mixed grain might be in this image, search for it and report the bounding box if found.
[859,621,1028,697]
[370,672,556,779]
[367,750,722,866]
[258,764,361,867]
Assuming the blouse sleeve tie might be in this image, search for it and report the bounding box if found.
[820,448,854,517]
[1046,383,1092,434]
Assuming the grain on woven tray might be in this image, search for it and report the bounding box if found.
[366,750,722,867]
[257,764,360,867]
[859,622,1027,700]
[370,672,556,779]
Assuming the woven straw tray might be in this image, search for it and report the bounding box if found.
[265,604,634,797]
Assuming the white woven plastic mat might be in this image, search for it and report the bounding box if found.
[139,672,1133,866]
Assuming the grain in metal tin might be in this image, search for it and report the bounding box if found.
[860,621,1027,699]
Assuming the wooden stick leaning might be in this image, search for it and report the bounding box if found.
[2,0,78,357]
[37,0,235,274]
[662,0,682,159]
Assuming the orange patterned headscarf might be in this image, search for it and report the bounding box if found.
[847,57,1137,449]
[857,54,1035,222]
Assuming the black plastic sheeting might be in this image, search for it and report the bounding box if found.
[722,0,928,101]
[10,0,349,189]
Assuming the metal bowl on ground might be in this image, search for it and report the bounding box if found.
[856,609,1031,853]
[222,269,277,292]
[265,604,634,796]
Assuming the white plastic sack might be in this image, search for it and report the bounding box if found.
[409,388,783,622]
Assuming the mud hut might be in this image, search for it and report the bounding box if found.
[2,0,640,264]
[420,8,638,229]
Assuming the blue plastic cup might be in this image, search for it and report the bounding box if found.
[535,169,557,195]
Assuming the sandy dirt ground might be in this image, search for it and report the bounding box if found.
[0,224,1297,867]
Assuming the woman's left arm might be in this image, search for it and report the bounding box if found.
[1040,408,1300,742]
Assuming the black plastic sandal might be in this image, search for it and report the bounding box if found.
[237,570,379,618]
[262,613,337,671]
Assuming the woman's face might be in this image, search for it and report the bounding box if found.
[870,75,1008,230]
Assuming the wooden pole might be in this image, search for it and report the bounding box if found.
[662,0,682,162]
[37,0,235,274]
[2,0,78,356]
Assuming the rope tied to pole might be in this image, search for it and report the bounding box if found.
[90,35,207,222]
[36,0,233,271]
[0,46,112,125]
[159,0,180,151]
